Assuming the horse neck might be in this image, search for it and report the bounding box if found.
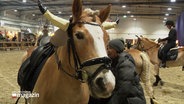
[51,46,90,103]
[145,44,160,64]
[58,45,78,73]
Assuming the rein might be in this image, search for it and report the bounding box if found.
[55,21,111,82]
[143,44,158,51]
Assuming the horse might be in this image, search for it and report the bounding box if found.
[125,49,158,104]
[30,0,116,104]
[135,35,184,86]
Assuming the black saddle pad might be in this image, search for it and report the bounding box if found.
[17,42,55,91]
[158,47,178,61]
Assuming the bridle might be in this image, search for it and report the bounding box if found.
[55,21,112,83]
[136,38,158,52]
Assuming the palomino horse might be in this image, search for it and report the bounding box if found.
[31,0,116,104]
[126,49,157,104]
[135,35,184,86]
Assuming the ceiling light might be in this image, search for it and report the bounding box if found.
[58,11,62,14]
[167,8,172,10]
[133,18,136,21]
[32,14,35,16]
[22,0,26,3]
[127,11,131,14]
[164,17,167,20]
[170,0,176,2]
[130,15,134,17]
[14,10,17,12]
[163,20,166,23]
[122,5,126,8]
[165,13,169,16]
[123,15,127,18]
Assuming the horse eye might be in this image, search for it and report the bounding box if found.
[75,32,84,39]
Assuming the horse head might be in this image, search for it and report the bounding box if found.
[68,0,115,98]
[64,0,115,98]
[136,35,159,51]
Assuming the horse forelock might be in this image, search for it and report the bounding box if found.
[84,8,100,16]
[69,8,108,59]
[78,8,101,24]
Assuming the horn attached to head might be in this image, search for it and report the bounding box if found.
[135,35,139,38]
[38,0,47,14]
[37,0,69,31]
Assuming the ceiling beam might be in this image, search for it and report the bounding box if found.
[1,1,184,7]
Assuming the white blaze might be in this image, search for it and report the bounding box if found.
[84,23,107,57]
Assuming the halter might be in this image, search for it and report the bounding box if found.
[55,21,112,83]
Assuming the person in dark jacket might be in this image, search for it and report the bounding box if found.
[88,39,146,104]
[158,20,177,67]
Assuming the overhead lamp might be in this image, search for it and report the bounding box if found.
[167,8,172,10]
[32,14,35,16]
[14,10,17,12]
[127,11,131,14]
[133,18,136,21]
[130,15,134,17]
[122,5,126,8]
[164,17,167,20]
[22,0,26,3]
[165,13,169,16]
[170,0,176,2]
[58,11,62,14]
[123,15,127,18]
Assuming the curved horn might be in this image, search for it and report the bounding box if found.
[37,0,69,31]
[38,0,47,14]
[135,35,139,38]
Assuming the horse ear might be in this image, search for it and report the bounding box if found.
[98,4,111,23]
[72,0,82,22]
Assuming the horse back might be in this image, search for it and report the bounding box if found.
[125,49,143,74]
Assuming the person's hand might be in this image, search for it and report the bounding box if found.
[38,0,47,14]
[115,17,120,24]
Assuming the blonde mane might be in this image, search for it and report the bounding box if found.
[84,8,99,16]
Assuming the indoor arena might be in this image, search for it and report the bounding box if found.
[0,0,184,104]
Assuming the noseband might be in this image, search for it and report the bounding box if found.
[55,21,111,82]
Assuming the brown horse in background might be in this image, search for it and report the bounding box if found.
[126,49,158,104]
[30,0,116,104]
[135,35,184,86]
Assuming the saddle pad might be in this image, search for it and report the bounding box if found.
[17,42,55,91]
[167,49,178,60]
[158,47,178,61]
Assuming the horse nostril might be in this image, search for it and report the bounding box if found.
[96,77,105,90]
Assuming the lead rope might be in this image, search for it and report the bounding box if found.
[15,89,28,104]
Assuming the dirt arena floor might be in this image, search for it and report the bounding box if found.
[0,50,184,104]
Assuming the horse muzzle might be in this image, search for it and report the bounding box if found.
[79,57,115,98]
